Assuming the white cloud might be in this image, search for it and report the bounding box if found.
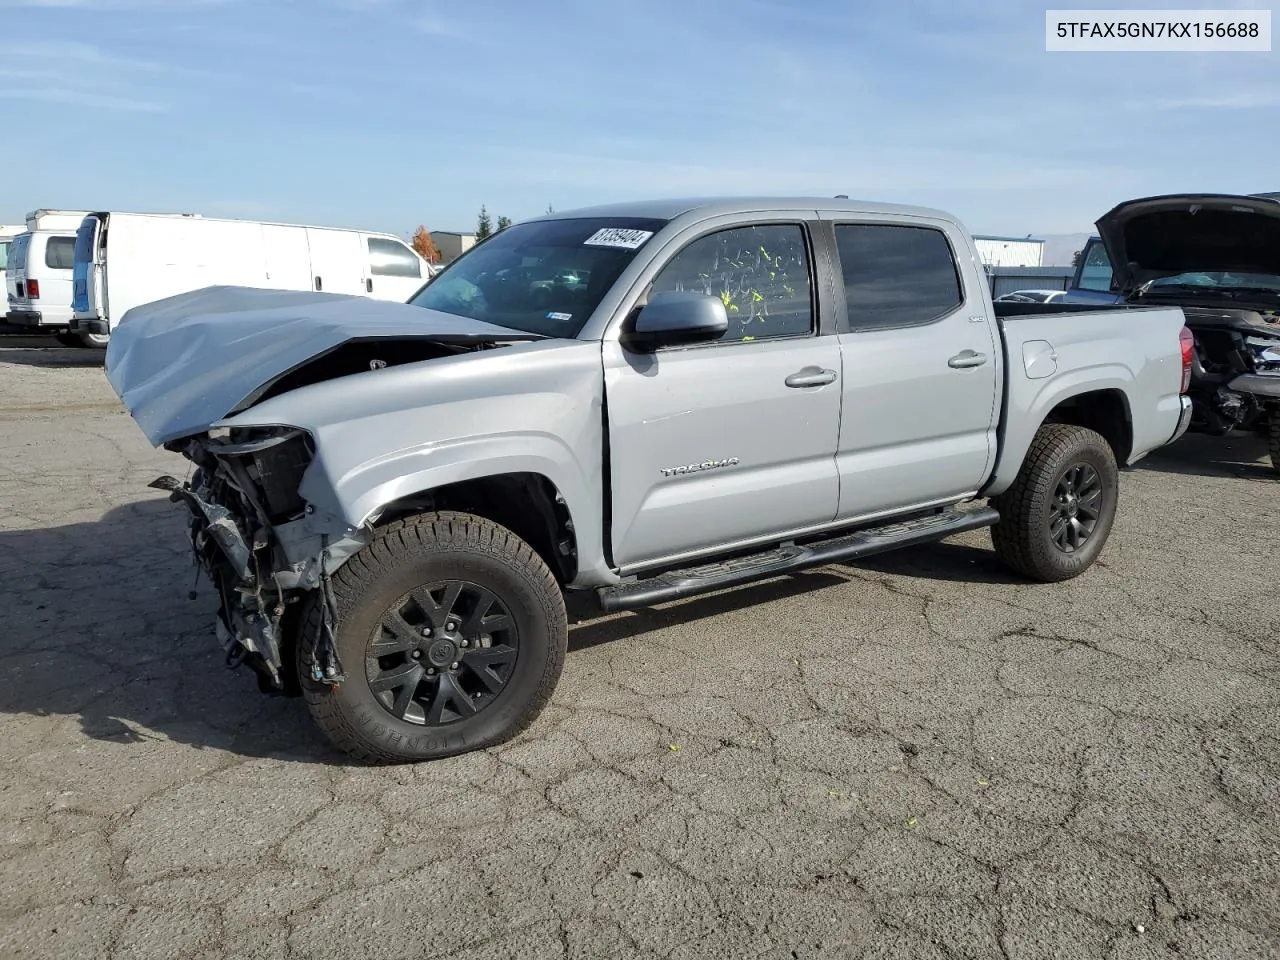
[1149,89,1280,109]
[0,87,164,111]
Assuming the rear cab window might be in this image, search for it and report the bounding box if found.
[832,223,964,330]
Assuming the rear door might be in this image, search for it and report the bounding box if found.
[32,233,77,324]
[820,215,1001,519]
[602,217,844,571]
[305,228,365,295]
[363,234,426,301]
[72,214,106,319]
[6,233,30,307]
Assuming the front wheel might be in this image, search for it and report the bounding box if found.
[990,423,1119,582]
[299,511,567,764]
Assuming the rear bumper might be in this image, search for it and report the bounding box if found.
[1171,395,1193,443]
[68,317,109,334]
[1227,372,1280,401]
[5,309,43,326]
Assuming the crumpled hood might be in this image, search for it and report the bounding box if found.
[105,285,539,446]
[1096,193,1280,294]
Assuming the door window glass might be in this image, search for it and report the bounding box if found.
[368,237,422,278]
[45,236,76,270]
[834,224,963,330]
[648,223,814,342]
[1077,239,1114,292]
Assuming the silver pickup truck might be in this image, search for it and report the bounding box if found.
[106,197,1194,764]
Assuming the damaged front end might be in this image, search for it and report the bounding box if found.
[154,425,367,695]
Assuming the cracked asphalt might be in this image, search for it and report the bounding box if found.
[1,343,1278,960]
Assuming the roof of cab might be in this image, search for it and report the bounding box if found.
[529,196,960,225]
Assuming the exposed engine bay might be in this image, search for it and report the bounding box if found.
[1181,306,1280,435]
[153,425,357,695]
[149,336,531,694]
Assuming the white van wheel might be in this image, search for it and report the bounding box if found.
[79,332,110,349]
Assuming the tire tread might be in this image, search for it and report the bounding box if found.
[299,510,566,765]
[991,423,1118,582]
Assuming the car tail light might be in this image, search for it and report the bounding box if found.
[26,279,39,300]
[1179,325,1194,393]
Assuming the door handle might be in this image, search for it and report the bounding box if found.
[785,367,837,388]
[314,276,322,291]
[948,350,988,369]
[365,278,373,293]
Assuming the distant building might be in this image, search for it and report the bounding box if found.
[972,235,1044,268]
[433,231,477,263]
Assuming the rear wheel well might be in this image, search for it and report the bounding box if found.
[1043,389,1132,464]
[370,473,578,585]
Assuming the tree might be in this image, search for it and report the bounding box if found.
[410,225,441,264]
[1071,248,1083,269]
[476,205,492,241]
[496,215,512,232]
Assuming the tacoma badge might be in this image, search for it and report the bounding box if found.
[660,457,740,478]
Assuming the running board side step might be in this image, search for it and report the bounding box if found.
[596,507,1000,612]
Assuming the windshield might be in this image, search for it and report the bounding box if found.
[409,216,667,337]
[1147,271,1280,292]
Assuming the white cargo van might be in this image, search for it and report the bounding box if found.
[70,212,432,348]
[5,210,89,342]
[0,224,23,315]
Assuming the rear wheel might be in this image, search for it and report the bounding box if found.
[990,423,1119,582]
[299,511,567,764]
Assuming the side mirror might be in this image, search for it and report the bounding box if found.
[624,291,728,353]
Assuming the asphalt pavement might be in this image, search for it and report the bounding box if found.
[1,346,1277,960]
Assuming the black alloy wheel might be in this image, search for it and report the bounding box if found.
[1048,463,1103,553]
[367,580,519,726]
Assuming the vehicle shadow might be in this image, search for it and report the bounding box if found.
[564,569,850,652]
[1135,431,1274,481]
[1,496,1018,764]
[841,539,1022,585]
[0,499,343,765]
[0,345,105,368]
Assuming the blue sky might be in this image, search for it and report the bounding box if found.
[0,0,1275,239]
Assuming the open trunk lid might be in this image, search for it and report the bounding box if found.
[104,285,543,446]
[1095,193,1280,295]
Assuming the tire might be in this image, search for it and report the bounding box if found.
[990,423,1119,582]
[298,511,566,764]
[79,331,110,349]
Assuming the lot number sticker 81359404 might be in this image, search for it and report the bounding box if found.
[583,228,654,250]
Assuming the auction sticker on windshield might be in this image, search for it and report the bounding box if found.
[584,228,654,249]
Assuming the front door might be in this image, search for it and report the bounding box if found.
[821,217,1000,519]
[603,220,843,571]
[305,228,365,296]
